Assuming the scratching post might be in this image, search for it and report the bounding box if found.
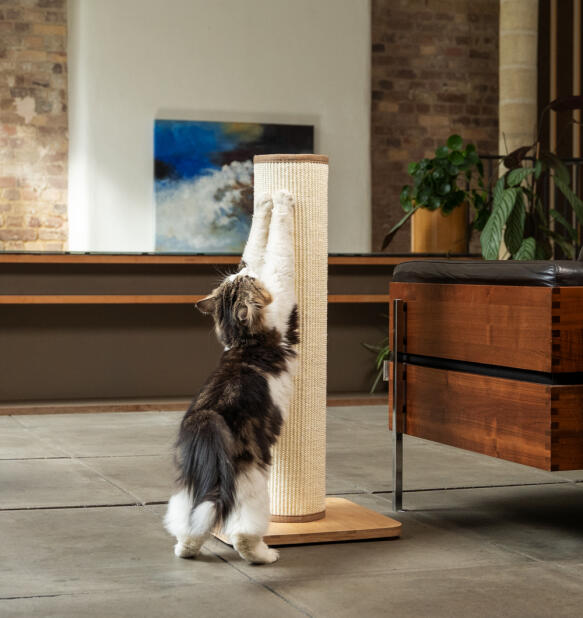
[254,154,329,521]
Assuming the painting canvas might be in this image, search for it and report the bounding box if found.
[154,120,314,252]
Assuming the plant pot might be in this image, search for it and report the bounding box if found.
[410,203,468,254]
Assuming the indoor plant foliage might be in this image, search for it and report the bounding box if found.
[382,134,486,250]
[480,96,583,260]
[362,337,390,393]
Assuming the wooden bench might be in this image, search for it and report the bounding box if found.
[388,260,583,510]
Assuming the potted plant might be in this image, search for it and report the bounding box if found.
[382,134,486,253]
[478,96,583,260]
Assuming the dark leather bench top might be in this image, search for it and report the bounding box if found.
[392,260,583,287]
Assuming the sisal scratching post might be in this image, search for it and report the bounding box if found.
[248,154,402,545]
[254,154,329,522]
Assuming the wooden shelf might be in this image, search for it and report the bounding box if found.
[0,253,479,266]
[0,294,205,304]
[328,294,389,303]
[0,294,390,305]
[0,393,387,415]
[0,254,241,265]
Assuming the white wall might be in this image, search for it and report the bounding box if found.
[68,0,371,253]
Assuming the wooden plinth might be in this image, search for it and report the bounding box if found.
[213,497,402,546]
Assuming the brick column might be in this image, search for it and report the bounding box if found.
[0,0,68,251]
[371,0,499,253]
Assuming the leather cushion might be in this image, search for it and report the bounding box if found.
[392,260,583,287]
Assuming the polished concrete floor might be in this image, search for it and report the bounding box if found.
[2,405,583,617]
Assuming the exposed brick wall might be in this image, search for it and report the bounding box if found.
[0,0,67,252]
[371,0,499,253]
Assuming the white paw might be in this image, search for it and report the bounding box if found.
[250,547,279,565]
[264,547,280,564]
[174,542,199,559]
[254,192,273,214]
[272,190,295,213]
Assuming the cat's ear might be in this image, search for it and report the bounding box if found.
[196,294,216,314]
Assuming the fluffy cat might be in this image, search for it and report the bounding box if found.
[164,189,298,565]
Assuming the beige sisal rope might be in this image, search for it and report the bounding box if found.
[254,154,329,521]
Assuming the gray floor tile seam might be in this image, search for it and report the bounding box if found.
[9,416,75,458]
[0,501,141,512]
[264,559,583,589]
[370,479,576,497]
[0,456,71,461]
[246,558,537,585]
[208,549,314,617]
[0,591,95,602]
[0,453,171,461]
[61,449,149,506]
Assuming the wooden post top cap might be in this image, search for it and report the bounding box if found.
[254,154,329,164]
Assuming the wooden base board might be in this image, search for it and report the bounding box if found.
[214,497,402,546]
[0,394,388,415]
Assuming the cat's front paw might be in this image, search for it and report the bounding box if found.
[254,193,273,215]
[273,190,295,214]
[250,547,279,565]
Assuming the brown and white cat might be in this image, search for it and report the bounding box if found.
[164,189,298,564]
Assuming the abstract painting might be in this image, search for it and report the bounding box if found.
[154,120,314,252]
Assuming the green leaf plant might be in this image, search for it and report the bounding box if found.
[361,338,391,394]
[479,95,583,260]
[381,134,486,250]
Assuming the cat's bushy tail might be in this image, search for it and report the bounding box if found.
[175,410,236,525]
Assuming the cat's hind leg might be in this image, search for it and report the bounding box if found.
[164,490,216,559]
[222,467,279,565]
[241,193,273,276]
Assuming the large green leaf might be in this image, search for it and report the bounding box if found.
[506,167,536,187]
[447,134,463,150]
[554,175,583,226]
[435,145,449,158]
[492,176,505,205]
[480,188,518,260]
[449,151,465,166]
[381,207,418,250]
[504,195,526,255]
[513,237,536,260]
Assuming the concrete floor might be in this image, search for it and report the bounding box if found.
[2,405,583,617]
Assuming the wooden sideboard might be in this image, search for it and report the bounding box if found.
[0,252,474,413]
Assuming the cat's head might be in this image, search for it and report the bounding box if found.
[196,272,273,347]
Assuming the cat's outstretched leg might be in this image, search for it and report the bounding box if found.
[222,467,279,565]
[262,190,296,334]
[164,491,215,559]
[241,193,273,276]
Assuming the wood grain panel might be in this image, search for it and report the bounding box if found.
[550,386,583,470]
[399,365,552,470]
[551,287,583,372]
[328,294,390,303]
[390,282,552,372]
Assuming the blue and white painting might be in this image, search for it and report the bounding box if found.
[154,120,314,252]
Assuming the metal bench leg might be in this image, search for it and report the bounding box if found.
[392,298,404,512]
